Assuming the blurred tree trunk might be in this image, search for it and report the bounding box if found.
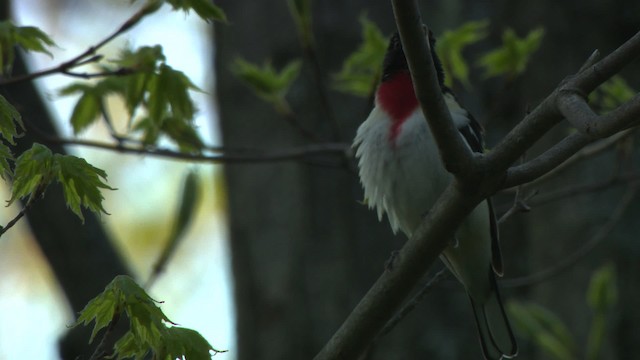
[1,2,131,359]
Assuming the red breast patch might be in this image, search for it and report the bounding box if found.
[376,71,419,142]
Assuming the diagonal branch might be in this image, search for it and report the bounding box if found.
[314,183,483,360]
[392,0,475,176]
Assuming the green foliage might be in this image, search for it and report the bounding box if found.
[592,75,636,112]
[232,57,302,111]
[150,170,200,282]
[60,45,205,153]
[587,263,617,312]
[288,0,313,46]
[75,275,225,359]
[508,302,576,360]
[0,94,21,192]
[0,94,24,145]
[436,20,489,88]
[133,0,227,23]
[0,21,56,74]
[7,143,114,222]
[173,170,200,241]
[478,27,544,79]
[508,264,618,360]
[0,143,12,180]
[59,81,116,135]
[166,0,227,23]
[586,263,617,360]
[333,15,388,97]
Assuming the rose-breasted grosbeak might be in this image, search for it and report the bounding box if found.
[353,31,518,359]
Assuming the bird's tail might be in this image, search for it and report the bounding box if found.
[469,269,518,360]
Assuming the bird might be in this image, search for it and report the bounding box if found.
[353,30,518,360]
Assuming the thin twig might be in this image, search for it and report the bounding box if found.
[0,3,154,85]
[504,184,638,287]
[529,171,640,207]
[497,188,536,225]
[41,134,350,164]
[360,268,449,360]
[525,128,635,188]
[303,45,342,140]
[0,194,40,238]
[61,67,136,79]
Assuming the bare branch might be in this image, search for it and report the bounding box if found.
[41,135,350,164]
[523,129,635,188]
[360,268,449,359]
[498,30,640,187]
[314,183,483,360]
[391,0,475,176]
[504,184,638,287]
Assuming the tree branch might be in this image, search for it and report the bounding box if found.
[504,184,638,287]
[40,135,350,164]
[517,129,635,188]
[314,183,483,360]
[391,0,475,176]
[498,29,640,187]
[0,2,156,85]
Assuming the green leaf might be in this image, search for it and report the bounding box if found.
[333,14,388,97]
[587,263,617,313]
[593,76,636,112]
[0,142,13,180]
[161,116,205,153]
[69,92,101,134]
[287,0,313,46]
[585,264,617,360]
[60,78,126,134]
[8,143,55,206]
[164,0,228,23]
[160,327,226,359]
[478,27,544,79]
[0,21,56,73]
[113,45,165,72]
[507,301,576,360]
[161,64,201,120]
[232,57,302,104]
[113,332,148,360]
[77,275,225,360]
[147,64,200,124]
[436,20,489,88]
[150,171,200,282]
[54,154,115,222]
[112,46,165,114]
[0,94,25,145]
[8,144,114,222]
[74,281,120,342]
[12,25,56,57]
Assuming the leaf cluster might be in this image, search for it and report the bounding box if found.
[7,143,114,222]
[232,58,302,113]
[333,15,388,97]
[74,275,225,359]
[60,45,205,153]
[507,264,618,360]
[0,21,55,74]
[132,0,227,23]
